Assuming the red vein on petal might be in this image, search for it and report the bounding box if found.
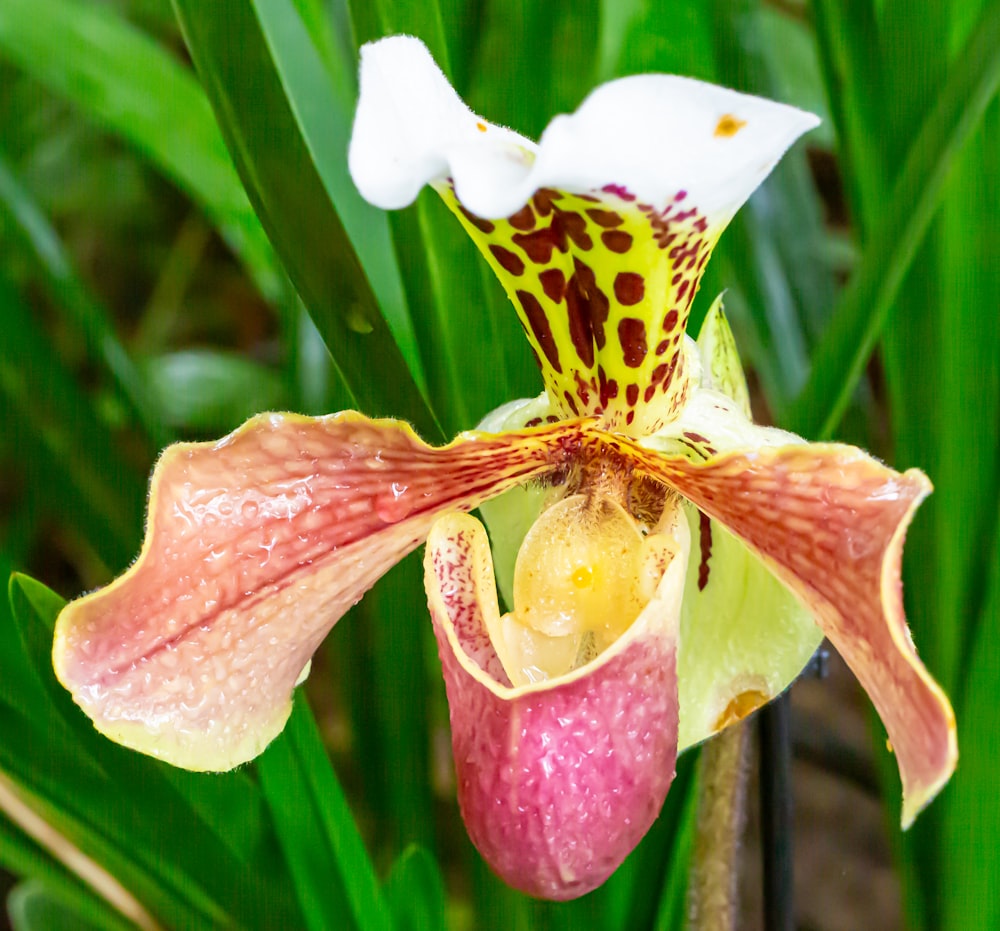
[53,412,584,770]
[606,435,957,824]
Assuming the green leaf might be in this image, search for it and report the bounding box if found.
[172,0,440,436]
[348,0,453,78]
[384,845,448,931]
[0,153,172,451]
[939,504,1000,931]
[5,574,303,930]
[256,698,392,931]
[7,879,125,931]
[0,554,48,722]
[787,1,1000,440]
[0,0,280,301]
[141,350,288,433]
[0,820,135,931]
[0,275,146,572]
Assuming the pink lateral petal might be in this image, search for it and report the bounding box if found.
[606,435,957,825]
[53,412,584,771]
[425,512,683,900]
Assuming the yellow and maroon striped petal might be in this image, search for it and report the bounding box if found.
[53,412,583,772]
[350,35,818,435]
[606,431,957,825]
[425,508,688,899]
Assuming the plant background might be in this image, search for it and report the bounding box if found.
[0,0,996,929]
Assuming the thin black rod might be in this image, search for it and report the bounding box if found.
[759,691,794,931]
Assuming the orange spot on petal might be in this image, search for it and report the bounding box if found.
[476,121,488,133]
[714,114,747,138]
[571,565,594,588]
[713,689,769,731]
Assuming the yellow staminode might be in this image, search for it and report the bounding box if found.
[486,494,680,685]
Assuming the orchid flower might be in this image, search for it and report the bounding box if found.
[53,35,956,901]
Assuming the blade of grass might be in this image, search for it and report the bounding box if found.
[809,0,886,231]
[0,819,136,931]
[786,0,1000,440]
[940,501,1000,931]
[172,0,438,435]
[0,275,145,572]
[0,0,280,301]
[6,574,304,930]
[0,152,172,451]
[6,879,127,931]
[383,846,447,931]
[256,698,393,931]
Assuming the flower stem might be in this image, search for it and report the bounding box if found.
[688,720,751,931]
[759,692,795,931]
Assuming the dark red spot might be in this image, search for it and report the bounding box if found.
[698,511,712,591]
[652,363,669,385]
[489,244,525,276]
[655,340,669,355]
[677,279,690,302]
[533,189,561,216]
[644,384,656,403]
[601,230,633,253]
[563,389,580,414]
[458,205,495,234]
[683,432,711,443]
[598,366,619,407]
[561,211,593,251]
[513,226,564,264]
[675,190,688,202]
[626,383,639,406]
[565,259,610,367]
[614,272,645,306]
[539,268,566,303]
[662,309,679,332]
[525,417,543,427]
[626,410,635,426]
[508,205,536,231]
[516,290,561,374]
[617,318,648,368]
[586,209,624,228]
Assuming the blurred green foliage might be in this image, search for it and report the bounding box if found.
[0,0,996,929]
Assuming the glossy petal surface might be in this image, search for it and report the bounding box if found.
[54,412,583,770]
[425,510,688,899]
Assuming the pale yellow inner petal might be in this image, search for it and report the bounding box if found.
[486,494,679,685]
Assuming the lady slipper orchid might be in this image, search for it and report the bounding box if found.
[53,35,956,901]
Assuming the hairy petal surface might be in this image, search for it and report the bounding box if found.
[425,510,688,899]
[611,430,957,824]
[53,412,583,771]
[350,35,818,435]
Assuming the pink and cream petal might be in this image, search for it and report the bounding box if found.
[605,432,958,825]
[425,509,689,900]
[53,412,584,772]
